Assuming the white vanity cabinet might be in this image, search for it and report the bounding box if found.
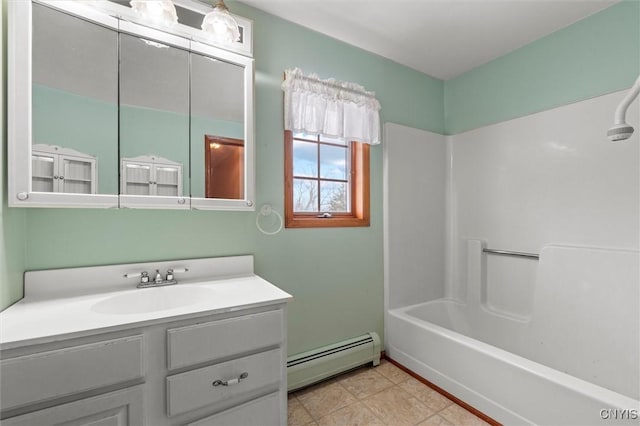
[0,256,292,426]
[0,307,288,426]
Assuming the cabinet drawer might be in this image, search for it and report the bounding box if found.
[167,309,283,370]
[0,335,144,411]
[188,392,281,426]
[166,348,281,417]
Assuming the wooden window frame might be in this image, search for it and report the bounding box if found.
[284,130,370,228]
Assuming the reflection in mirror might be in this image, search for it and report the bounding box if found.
[32,3,118,195]
[119,34,189,197]
[190,53,245,199]
[121,155,183,196]
[204,136,244,199]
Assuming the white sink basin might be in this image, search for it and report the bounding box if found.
[91,285,216,315]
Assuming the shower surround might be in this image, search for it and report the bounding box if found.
[384,90,640,425]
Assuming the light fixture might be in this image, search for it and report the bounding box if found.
[201,0,241,43]
[130,0,178,26]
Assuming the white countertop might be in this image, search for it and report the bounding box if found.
[0,274,292,350]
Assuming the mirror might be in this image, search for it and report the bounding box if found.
[119,33,190,207]
[31,3,118,196]
[190,53,245,200]
[8,0,254,210]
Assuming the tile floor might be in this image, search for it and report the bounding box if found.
[288,359,493,426]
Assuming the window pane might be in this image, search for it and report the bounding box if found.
[293,178,318,212]
[320,144,347,180]
[293,140,318,177]
[320,181,349,212]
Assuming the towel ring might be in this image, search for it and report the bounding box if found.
[256,204,283,235]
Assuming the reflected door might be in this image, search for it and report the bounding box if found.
[204,136,244,199]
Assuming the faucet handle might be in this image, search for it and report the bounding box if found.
[124,271,150,284]
[166,267,188,282]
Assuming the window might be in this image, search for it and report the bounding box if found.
[285,131,370,228]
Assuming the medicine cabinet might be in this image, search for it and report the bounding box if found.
[8,0,255,211]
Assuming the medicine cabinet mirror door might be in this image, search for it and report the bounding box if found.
[118,27,190,209]
[9,1,120,208]
[189,43,255,211]
[9,0,255,211]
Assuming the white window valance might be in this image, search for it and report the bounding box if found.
[282,68,381,145]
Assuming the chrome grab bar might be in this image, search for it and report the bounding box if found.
[482,248,539,259]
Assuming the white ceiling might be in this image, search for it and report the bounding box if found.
[239,0,618,80]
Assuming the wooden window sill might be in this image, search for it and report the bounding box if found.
[285,215,370,228]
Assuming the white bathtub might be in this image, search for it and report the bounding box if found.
[385,246,640,425]
[387,297,639,425]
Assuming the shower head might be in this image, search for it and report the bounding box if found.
[608,75,640,142]
[607,123,634,142]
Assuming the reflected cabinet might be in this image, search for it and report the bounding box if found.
[8,0,254,210]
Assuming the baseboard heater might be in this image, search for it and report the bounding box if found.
[287,332,381,392]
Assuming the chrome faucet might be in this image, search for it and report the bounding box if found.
[124,267,189,288]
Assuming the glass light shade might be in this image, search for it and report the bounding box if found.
[201,1,240,43]
[130,0,178,26]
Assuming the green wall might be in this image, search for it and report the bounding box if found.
[445,0,640,134]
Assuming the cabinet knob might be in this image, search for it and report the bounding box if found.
[246,200,253,207]
[177,198,186,205]
[16,192,29,201]
[212,372,248,387]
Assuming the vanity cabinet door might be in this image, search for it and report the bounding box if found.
[1,386,144,426]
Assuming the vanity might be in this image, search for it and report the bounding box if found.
[0,256,292,425]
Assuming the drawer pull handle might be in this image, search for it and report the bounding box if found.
[212,372,248,387]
